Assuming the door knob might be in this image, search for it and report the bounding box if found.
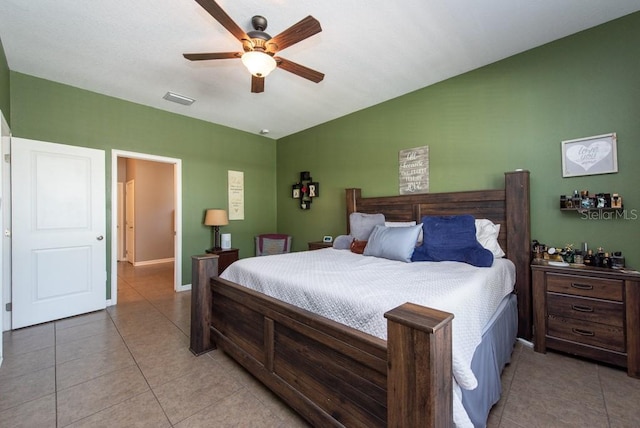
[97,235,104,241]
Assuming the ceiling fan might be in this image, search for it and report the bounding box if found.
[184,0,324,93]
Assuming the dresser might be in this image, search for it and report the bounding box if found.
[205,248,239,275]
[532,261,640,377]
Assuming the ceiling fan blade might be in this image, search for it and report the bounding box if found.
[183,52,241,61]
[267,16,321,52]
[276,57,324,83]
[194,0,249,42]
[251,75,265,93]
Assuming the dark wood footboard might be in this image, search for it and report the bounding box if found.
[190,255,454,427]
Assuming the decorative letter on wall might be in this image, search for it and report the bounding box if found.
[292,171,319,210]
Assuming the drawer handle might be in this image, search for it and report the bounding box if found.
[572,328,595,337]
[571,283,594,291]
[571,304,594,313]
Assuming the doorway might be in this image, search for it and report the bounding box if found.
[110,150,183,306]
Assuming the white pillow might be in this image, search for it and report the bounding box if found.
[475,219,505,258]
[384,221,416,227]
[385,221,423,245]
[363,224,422,262]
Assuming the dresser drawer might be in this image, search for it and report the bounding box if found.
[547,273,623,301]
[547,293,623,327]
[547,314,625,352]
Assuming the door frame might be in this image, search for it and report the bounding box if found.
[124,179,135,265]
[0,110,8,355]
[110,150,184,306]
[117,182,125,261]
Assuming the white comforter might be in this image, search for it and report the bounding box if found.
[221,248,515,426]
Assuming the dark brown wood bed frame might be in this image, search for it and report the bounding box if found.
[190,170,530,427]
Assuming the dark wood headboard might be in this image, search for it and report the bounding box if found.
[345,170,532,339]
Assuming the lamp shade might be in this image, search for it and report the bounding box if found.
[204,209,228,226]
[241,51,277,78]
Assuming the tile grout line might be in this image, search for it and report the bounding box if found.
[596,364,613,428]
[110,272,175,426]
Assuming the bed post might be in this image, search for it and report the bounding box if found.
[504,170,531,340]
[190,254,219,355]
[385,303,454,428]
[345,188,361,235]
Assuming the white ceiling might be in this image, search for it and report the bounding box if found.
[1,1,639,139]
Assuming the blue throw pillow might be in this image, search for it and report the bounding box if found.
[411,215,494,267]
[363,224,422,262]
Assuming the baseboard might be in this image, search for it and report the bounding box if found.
[177,283,191,292]
[517,338,534,348]
[133,258,174,267]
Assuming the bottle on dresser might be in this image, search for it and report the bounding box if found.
[583,249,594,267]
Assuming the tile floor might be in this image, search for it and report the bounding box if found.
[1,261,639,427]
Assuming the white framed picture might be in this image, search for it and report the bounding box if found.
[561,133,617,177]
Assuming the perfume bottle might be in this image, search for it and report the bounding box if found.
[603,252,611,269]
[611,252,625,269]
[583,249,594,267]
[594,247,605,267]
[573,250,583,265]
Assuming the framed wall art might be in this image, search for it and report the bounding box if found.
[228,170,245,220]
[561,133,618,177]
[399,145,429,194]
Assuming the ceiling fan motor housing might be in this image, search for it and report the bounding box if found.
[251,16,268,31]
[183,1,323,93]
[243,15,272,53]
[242,38,272,54]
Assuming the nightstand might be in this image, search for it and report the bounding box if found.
[532,260,640,377]
[308,241,333,250]
[205,248,239,275]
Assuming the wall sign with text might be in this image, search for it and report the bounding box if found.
[399,145,429,195]
[561,133,618,177]
[228,170,244,220]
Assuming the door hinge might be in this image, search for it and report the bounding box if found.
[5,302,12,312]
[4,154,9,163]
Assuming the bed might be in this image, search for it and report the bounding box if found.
[190,170,531,427]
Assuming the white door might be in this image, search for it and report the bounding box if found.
[12,138,106,329]
[125,180,135,264]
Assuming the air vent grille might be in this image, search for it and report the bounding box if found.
[162,92,195,106]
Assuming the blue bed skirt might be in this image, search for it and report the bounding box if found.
[461,293,518,427]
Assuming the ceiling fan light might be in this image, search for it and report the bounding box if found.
[241,51,277,78]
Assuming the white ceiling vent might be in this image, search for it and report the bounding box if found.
[162,91,195,106]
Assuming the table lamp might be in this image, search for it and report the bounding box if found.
[204,209,228,251]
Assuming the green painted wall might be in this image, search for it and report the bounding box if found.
[0,37,10,121]
[277,12,640,267]
[10,72,277,294]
